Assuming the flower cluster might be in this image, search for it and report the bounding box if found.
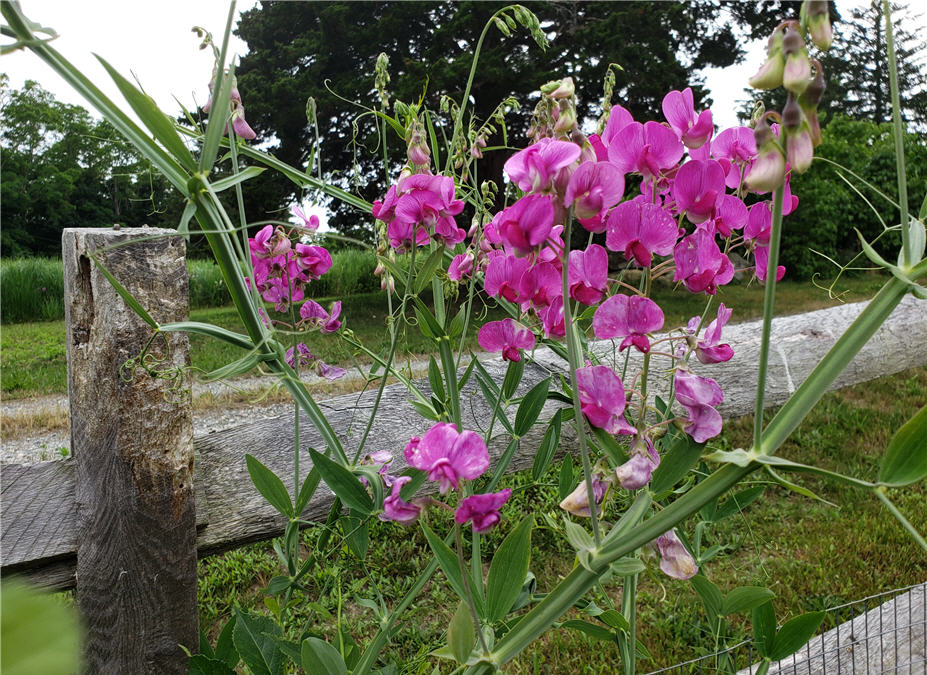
[378,422,511,533]
[203,69,257,141]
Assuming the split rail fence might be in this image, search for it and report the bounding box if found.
[2,228,926,672]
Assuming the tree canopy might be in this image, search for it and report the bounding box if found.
[234,1,794,242]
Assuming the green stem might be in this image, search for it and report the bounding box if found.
[560,214,601,545]
[875,488,927,552]
[455,525,490,655]
[753,186,785,451]
[882,0,912,266]
[621,573,638,674]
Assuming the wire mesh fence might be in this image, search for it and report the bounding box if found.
[645,582,926,674]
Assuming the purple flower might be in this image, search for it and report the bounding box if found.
[568,244,609,306]
[379,476,422,525]
[672,229,734,295]
[673,368,723,443]
[292,205,320,231]
[673,160,726,225]
[483,253,532,304]
[576,365,636,435]
[492,194,556,257]
[592,294,665,354]
[293,244,332,280]
[745,203,786,283]
[565,161,625,224]
[559,473,609,517]
[615,438,660,490]
[605,196,679,267]
[689,303,734,364]
[404,423,489,493]
[608,121,684,181]
[538,296,566,339]
[447,252,474,281]
[477,319,536,362]
[656,530,698,580]
[250,225,291,259]
[504,137,581,194]
[300,299,342,333]
[455,488,512,533]
[662,88,713,149]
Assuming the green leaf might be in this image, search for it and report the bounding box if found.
[344,511,369,560]
[415,247,446,295]
[188,654,237,675]
[558,455,574,501]
[399,468,427,500]
[486,438,520,491]
[294,468,321,515]
[561,619,615,642]
[713,486,766,522]
[589,425,627,466]
[514,377,550,437]
[177,200,197,236]
[264,576,291,596]
[752,601,777,658]
[95,55,196,172]
[721,586,775,617]
[308,449,373,515]
[501,358,525,400]
[214,614,239,669]
[159,321,253,349]
[608,557,645,576]
[448,600,475,664]
[300,637,348,675]
[879,403,927,486]
[410,398,442,422]
[597,609,629,631]
[412,296,446,339]
[486,517,534,622]
[919,192,927,221]
[768,611,826,661]
[563,518,595,552]
[88,253,157,329]
[200,351,267,383]
[245,454,293,518]
[210,166,266,192]
[532,410,562,480]
[428,356,445,402]
[650,433,704,494]
[232,609,284,675]
[421,522,484,617]
[690,575,722,621]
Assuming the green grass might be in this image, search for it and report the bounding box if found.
[195,367,926,672]
[0,274,887,399]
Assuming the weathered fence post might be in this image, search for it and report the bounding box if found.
[63,227,197,672]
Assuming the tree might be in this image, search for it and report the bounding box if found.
[234,1,792,243]
[0,77,180,256]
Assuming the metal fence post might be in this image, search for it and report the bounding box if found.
[63,227,197,672]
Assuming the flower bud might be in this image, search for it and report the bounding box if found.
[559,473,609,518]
[799,59,826,146]
[782,25,811,95]
[550,77,575,99]
[746,116,786,192]
[553,105,576,134]
[802,0,833,51]
[749,28,785,90]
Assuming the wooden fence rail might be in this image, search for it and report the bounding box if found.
[2,228,926,670]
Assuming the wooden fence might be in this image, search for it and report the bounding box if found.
[2,228,926,672]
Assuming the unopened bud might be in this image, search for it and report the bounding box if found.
[746,115,787,192]
[749,27,785,90]
[550,77,575,99]
[782,26,811,95]
[802,0,833,51]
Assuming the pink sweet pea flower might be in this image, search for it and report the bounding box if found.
[710,194,748,238]
[565,161,625,225]
[672,229,734,295]
[285,343,347,380]
[299,299,342,333]
[672,159,726,224]
[600,105,635,149]
[538,295,565,339]
[688,303,734,364]
[447,252,474,281]
[379,476,422,525]
[504,137,581,194]
[754,246,786,283]
[559,472,610,517]
[568,244,609,306]
[744,202,786,283]
[662,88,713,149]
[518,260,562,311]
[292,205,320,231]
[250,225,291,259]
[656,530,698,580]
[484,253,532,304]
[711,127,757,189]
[492,194,556,256]
[294,244,332,280]
[593,294,665,353]
[608,121,684,181]
[575,365,636,435]
[394,174,466,246]
[615,437,660,490]
[404,423,489,493]
[455,488,512,533]
[673,368,724,442]
[477,319,536,362]
[605,196,679,267]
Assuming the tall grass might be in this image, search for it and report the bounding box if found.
[1,249,381,323]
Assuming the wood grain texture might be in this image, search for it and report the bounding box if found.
[64,228,197,672]
[3,295,926,591]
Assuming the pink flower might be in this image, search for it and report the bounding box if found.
[593,294,665,353]
[608,121,684,181]
[504,137,581,194]
[754,246,786,283]
[656,530,698,580]
[711,127,757,189]
[672,229,734,295]
[477,319,536,362]
[673,368,723,442]
[672,160,726,224]
[404,423,489,493]
[575,365,636,435]
[379,476,422,524]
[492,194,556,256]
[517,260,562,311]
[285,343,346,380]
[250,225,291,259]
[744,203,786,283]
[447,252,474,281]
[689,303,734,364]
[559,473,610,517]
[394,174,465,246]
[299,299,342,333]
[615,437,660,490]
[292,205,320,230]
[538,295,565,339]
[568,244,609,306]
[455,489,512,533]
[484,253,532,304]
[565,161,625,225]
[710,195,748,238]
[605,196,679,267]
[294,244,332,280]
[662,88,713,149]
[599,105,635,149]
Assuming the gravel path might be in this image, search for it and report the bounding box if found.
[1,356,448,465]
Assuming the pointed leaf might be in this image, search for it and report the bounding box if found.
[650,433,704,494]
[768,611,826,661]
[412,296,446,339]
[690,575,722,621]
[721,586,775,617]
[245,454,293,518]
[214,613,239,669]
[752,601,777,658]
[448,600,475,663]
[514,377,550,437]
[563,518,595,552]
[301,637,348,675]
[558,455,575,501]
[211,166,266,192]
[89,253,157,328]
[532,410,562,480]
[344,512,369,560]
[561,619,616,642]
[428,356,445,401]
[486,517,534,622]
[295,468,321,515]
[308,449,373,515]
[420,522,484,617]
[501,358,525,400]
[597,609,630,631]
[232,609,284,675]
[713,486,766,522]
[415,247,446,294]
[879,403,927,486]
[188,655,236,675]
